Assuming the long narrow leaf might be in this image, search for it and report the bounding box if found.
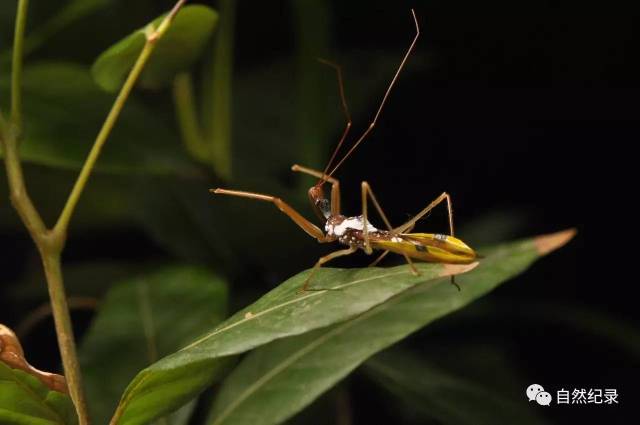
[111,261,474,424]
[206,230,575,425]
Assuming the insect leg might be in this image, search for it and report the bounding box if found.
[301,246,358,292]
[394,192,460,290]
[210,188,330,242]
[291,164,341,215]
[361,181,418,275]
[369,250,390,267]
[368,223,416,267]
[393,192,455,236]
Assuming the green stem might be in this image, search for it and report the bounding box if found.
[173,73,208,162]
[1,129,47,238]
[41,250,88,423]
[11,0,29,134]
[291,0,330,170]
[54,0,187,236]
[207,0,235,179]
[2,2,189,425]
[54,38,154,235]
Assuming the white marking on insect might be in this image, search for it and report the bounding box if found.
[435,234,447,241]
[330,216,378,237]
[391,236,403,242]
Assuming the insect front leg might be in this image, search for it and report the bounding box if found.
[210,188,331,242]
[301,246,358,292]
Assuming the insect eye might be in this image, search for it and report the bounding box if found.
[316,199,331,217]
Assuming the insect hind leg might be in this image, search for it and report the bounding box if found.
[393,192,461,290]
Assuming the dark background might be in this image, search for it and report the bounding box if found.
[1,1,637,424]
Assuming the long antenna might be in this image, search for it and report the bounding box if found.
[321,9,420,183]
[316,59,352,186]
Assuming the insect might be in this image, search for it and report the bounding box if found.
[211,10,476,291]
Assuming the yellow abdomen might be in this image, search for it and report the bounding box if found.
[372,233,476,264]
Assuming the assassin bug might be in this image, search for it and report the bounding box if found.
[211,10,476,291]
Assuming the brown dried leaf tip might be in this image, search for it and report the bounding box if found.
[440,261,479,277]
[534,228,577,255]
[0,323,68,394]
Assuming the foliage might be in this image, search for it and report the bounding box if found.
[0,2,582,425]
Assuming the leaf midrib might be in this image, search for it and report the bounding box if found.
[180,267,424,351]
[210,277,445,424]
[115,266,434,420]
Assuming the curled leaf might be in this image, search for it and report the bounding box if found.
[0,324,77,425]
[0,323,67,394]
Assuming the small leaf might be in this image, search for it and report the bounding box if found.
[205,230,575,425]
[92,5,218,92]
[111,262,474,424]
[79,266,228,424]
[0,324,77,425]
[0,62,196,174]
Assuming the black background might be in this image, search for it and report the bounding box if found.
[1,1,638,424]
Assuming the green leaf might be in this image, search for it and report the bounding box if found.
[111,261,474,424]
[364,349,548,425]
[79,266,228,424]
[0,62,196,174]
[205,229,575,425]
[0,362,77,425]
[92,5,218,92]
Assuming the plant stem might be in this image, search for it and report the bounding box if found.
[54,0,187,235]
[11,0,29,134]
[4,1,90,421]
[54,38,153,235]
[2,1,189,424]
[1,131,47,238]
[173,73,208,162]
[207,0,235,179]
[41,250,88,422]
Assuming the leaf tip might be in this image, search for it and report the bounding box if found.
[534,228,577,255]
[1,324,68,394]
[440,261,479,277]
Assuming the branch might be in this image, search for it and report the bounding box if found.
[54,0,188,236]
[11,0,29,134]
[2,2,190,424]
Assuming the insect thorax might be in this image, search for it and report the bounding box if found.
[325,215,389,247]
